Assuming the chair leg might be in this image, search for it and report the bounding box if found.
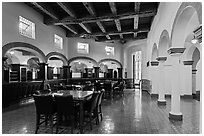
[50,115,53,134]
[56,115,59,134]
[71,116,74,134]
[89,113,92,130]
[35,114,40,134]
[100,105,103,121]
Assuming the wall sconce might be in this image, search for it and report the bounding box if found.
[10,50,15,54]
[191,36,198,44]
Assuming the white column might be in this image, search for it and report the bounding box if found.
[156,57,167,105]
[168,47,185,121]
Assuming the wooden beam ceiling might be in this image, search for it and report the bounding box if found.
[109,2,123,39]
[83,2,111,40]
[31,2,78,35]
[45,10,156,25]
[134,2,140,38]
[68,28,149,37]
[26,2,159,42]
[57,2,93,35]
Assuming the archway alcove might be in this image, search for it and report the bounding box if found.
[2,42,46,82]
[98,58,122,78]
[68,56,98,78]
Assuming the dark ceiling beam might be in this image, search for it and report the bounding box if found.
[45,10,157,25]
[31,2,58,20]
[57,2,76,18]
[109,2,123,39]
[134,2,140,38]
[67,28,149,37]
[83,2,95,16]
[31,2,78,35]
[83,2,110,40]
[57,2,92,36]
[96,21,111,39]
[96,35,147,42]
[62,24,78,34]
[79,23,92,33]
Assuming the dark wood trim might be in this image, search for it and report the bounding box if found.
[150,61,159,66]
[183,60,194,65]
[181,95,193,99]
[156,57,167,61]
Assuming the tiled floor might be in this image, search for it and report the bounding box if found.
[2,89,200,134]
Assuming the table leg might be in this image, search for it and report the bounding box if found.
[79,101,84,134]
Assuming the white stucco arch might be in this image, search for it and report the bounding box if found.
[170,4,201,48]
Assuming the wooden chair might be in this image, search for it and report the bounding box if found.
[103,82,112,99]
[33,94,57,134]
[113,81,124,97]
[96,90,104,123]
[83,92,100,130]
[54,95,76,134]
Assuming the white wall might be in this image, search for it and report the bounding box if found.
[67,37,122,62]
[123,39,148,79]
[2,2,68,57]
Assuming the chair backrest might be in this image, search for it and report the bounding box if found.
[94,82,101,91]
[54,95,74,116]
[33,94,55,114]
[103,82,112,91]
[90,92,99,112]
[97,90,104,106]
[47,84,51,89]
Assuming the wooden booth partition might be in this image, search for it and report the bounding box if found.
[2,81,43,108]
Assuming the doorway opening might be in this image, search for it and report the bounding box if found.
[133,51,142,88]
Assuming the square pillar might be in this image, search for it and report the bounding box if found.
[117,68,123,78]
[94,67,100,78]
[38,63,48,80]
[150,61,159,97]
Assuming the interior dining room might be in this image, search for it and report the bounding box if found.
[1,1,202,134]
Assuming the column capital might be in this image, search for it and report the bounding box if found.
[156,57,167,62]
[150,61,159,66]
[167,47,185,55]
[183,60,194,65]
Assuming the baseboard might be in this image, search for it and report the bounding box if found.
[181,95,193,99]
[150,93,158,98]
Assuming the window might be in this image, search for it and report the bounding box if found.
[105,46,114,55]
[19,16,35,39]
[77,43,89,54]
[133,51,142,84]
[54,34,63,49]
